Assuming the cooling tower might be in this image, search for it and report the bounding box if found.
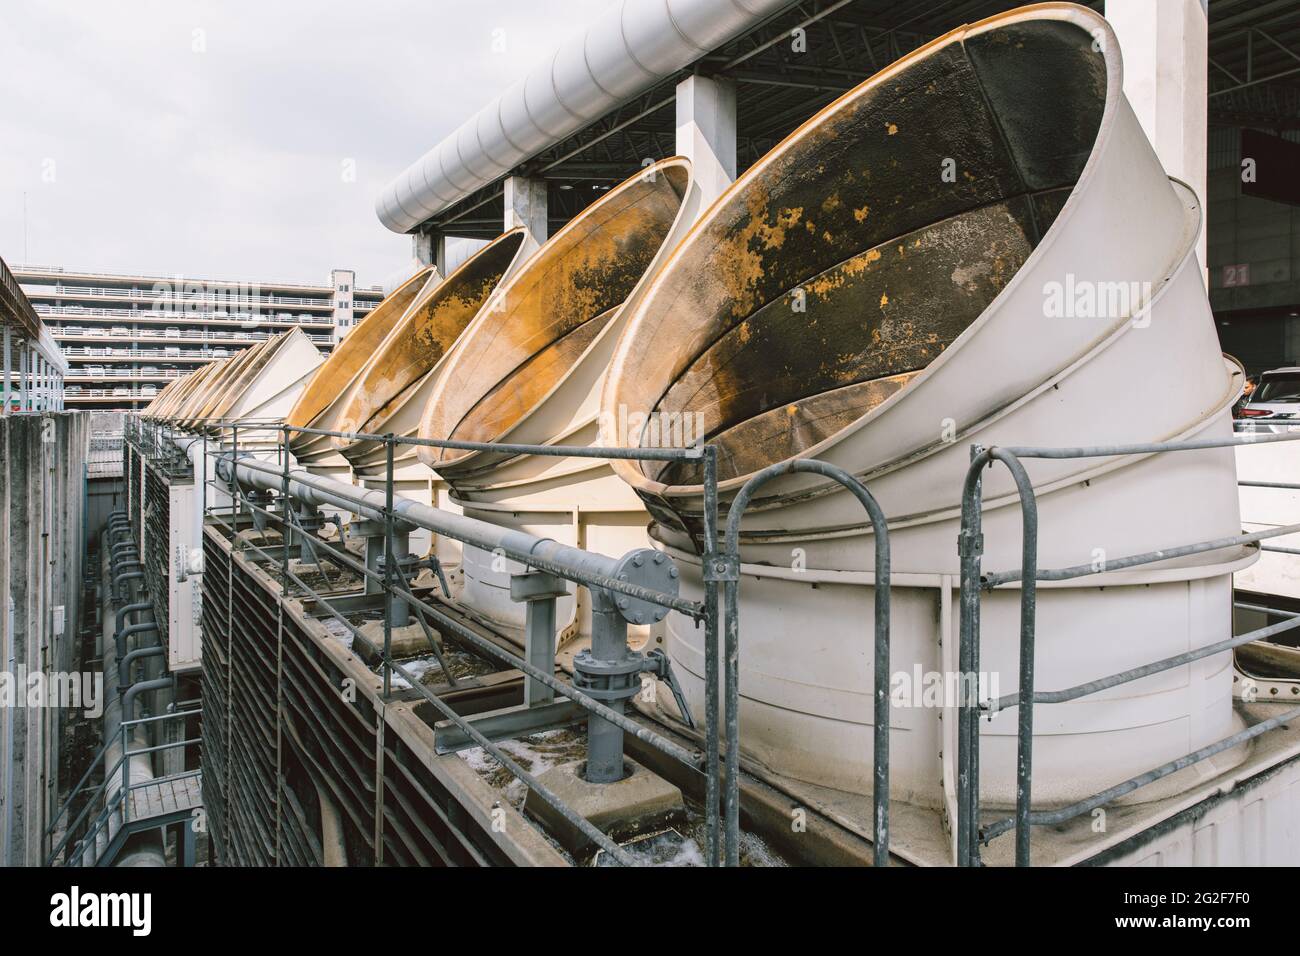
[604,4,1249,817]
[417,158,695,648]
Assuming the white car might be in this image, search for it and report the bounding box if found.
[1237,367,1300,433]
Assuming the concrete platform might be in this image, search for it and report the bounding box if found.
[355,619,440,664]
[524,757,685,854]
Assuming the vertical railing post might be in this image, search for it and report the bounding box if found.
[2,322,10,415]
[956,445,985,867]
[718,458,890,867]
[723,564,741,867]
[702,444,721,867]
[229,424,240,531]
[201,432,208,512]
[280,425,291,574]
[1000,451,1039,868]
[382,434,395,699]
[871,486,891,867]
[120,721,130,823]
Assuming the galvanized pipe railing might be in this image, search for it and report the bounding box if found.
[958,428,1300,866]
[47,706,200,867]
[721,458,892,867]
[158,417,723,866]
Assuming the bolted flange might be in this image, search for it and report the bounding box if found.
[610,547,680,626]
[572,649,646,703]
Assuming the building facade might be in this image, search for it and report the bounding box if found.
[13,266,384,410]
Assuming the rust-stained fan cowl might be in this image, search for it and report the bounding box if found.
[286,266,436,469]
[418,159,691,476]
[158,359,227,421]
[141,375,184,417]
[149,361,205,419]
[414,158,694,646]
[179,336,273,428]
[604,4,1249,827]
[167,330,319,433]
[335,227,530,465]
[161,361,224,419]
[333,229,531,567]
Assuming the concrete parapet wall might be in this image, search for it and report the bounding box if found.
[0,412,89,864]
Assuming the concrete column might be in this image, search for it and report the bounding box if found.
[503,175,548,254]
[1107,0,1208,277]
[18,345,28,412]
[412,227,449,278]
[676,73,737,216]
[2,325,10,414]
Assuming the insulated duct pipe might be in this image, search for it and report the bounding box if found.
[375,0,791,231]
[604,3,1249,820]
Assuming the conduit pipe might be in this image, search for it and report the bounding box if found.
[114,602,152,638]
[604,3,1250,817]
[414,158,695,648]
[89,545,166,868]
[118,646,165,690]
[189,439,645,590]
[115,622,157,662]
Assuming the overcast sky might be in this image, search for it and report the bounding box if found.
[0,0,616,288]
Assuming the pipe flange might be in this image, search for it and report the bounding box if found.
[376,552,422,580]
[610,548,680,626]
[572,650,645,703]
[572,650,646,678]
[295,512,326,533]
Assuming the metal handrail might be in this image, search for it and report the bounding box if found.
[159,416,719,867]
[46,707,200,866]
[957,429,1300,866]
[721,458,892,867]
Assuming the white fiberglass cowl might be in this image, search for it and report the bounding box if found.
[603,2,1249,838]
